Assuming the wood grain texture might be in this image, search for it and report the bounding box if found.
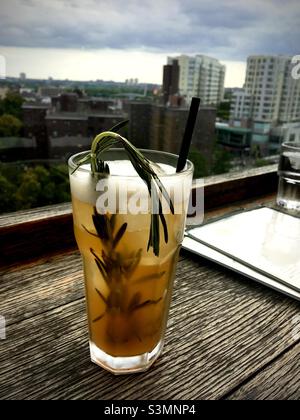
[0,250,299,400]
[0,205,75,267]
[204,164,277,187]
[0,251,84,326]
[226,343,300,400]
[0,203,72,228]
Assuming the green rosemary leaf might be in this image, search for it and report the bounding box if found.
[71,153,91,174]
[159,202,169,243]
[73,130,175,256]
[95,259,108,280]
[112,223,128,249]
[81,224,99,238]
[95,288,107,304]
[148,186,160,256]
[109,119,129,133]
[96,159,110,174]
[153,175,175,215]
[127,292,142,312]
[131,297,162,312]
[101,250,114,272]
[90,248,109,282]
[92,313,105,323]
[104,213,113,241]
[150,213,160,257]
[109,214,116,232]
[92,207,109,241]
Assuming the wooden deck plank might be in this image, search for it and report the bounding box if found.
[0,252,84,326]
[0,251,299,400]
[226,343,300,400]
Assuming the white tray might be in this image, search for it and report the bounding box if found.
[183,207,300,301]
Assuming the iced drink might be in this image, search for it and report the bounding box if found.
[69,149,193,373]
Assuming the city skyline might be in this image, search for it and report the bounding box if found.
[1,0,299,87]
[1,47,246,87]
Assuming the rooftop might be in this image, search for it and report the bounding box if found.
[216,123,251,134]
[45,112,124,121]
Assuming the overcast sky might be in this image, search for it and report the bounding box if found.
[0,0,299,86]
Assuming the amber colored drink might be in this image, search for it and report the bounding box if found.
[69,150,193,374]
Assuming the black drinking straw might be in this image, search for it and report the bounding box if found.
[176,97,201,173]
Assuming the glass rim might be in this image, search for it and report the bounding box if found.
[68,149,194,178]
[281,142,300,151]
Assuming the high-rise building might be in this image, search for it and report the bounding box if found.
[230,55,300,152]
[238,55,300,123]
[168,55,225,105]
[20,72,26,81]
[128,102,216,166]
[162,60,180,105]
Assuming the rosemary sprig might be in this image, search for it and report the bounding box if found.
[73,126,174,257]
[86,210,165,327]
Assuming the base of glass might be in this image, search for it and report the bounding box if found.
[89,340,164,375]
[277,178,300,212]
[277,198,300,211]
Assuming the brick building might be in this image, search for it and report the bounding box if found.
[22,93,127,158]
[129,102,216,165]
[22,104,50,157]
[162,60,180,105]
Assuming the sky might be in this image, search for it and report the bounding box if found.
[0,0,299,87]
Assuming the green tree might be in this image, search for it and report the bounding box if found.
[217,101,231,121]
[212,146,232,175]
[15,168,43,209]
[0,174,16,213]
[251,144,262,160]
[0,92,24,119]
[15,165,70,210]
[0,163,70,214]
[0,114,23,137]
[188,147,209,178]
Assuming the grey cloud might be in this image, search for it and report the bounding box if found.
[0,0,299,60]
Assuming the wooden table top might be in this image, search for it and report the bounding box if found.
[0,171,298,400]
[1,235,299,400]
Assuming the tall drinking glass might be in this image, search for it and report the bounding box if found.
[69,149,193,374]
[277,142,300,212]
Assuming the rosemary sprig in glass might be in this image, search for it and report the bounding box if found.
[84,209,165,327]
[72,121,174,257]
